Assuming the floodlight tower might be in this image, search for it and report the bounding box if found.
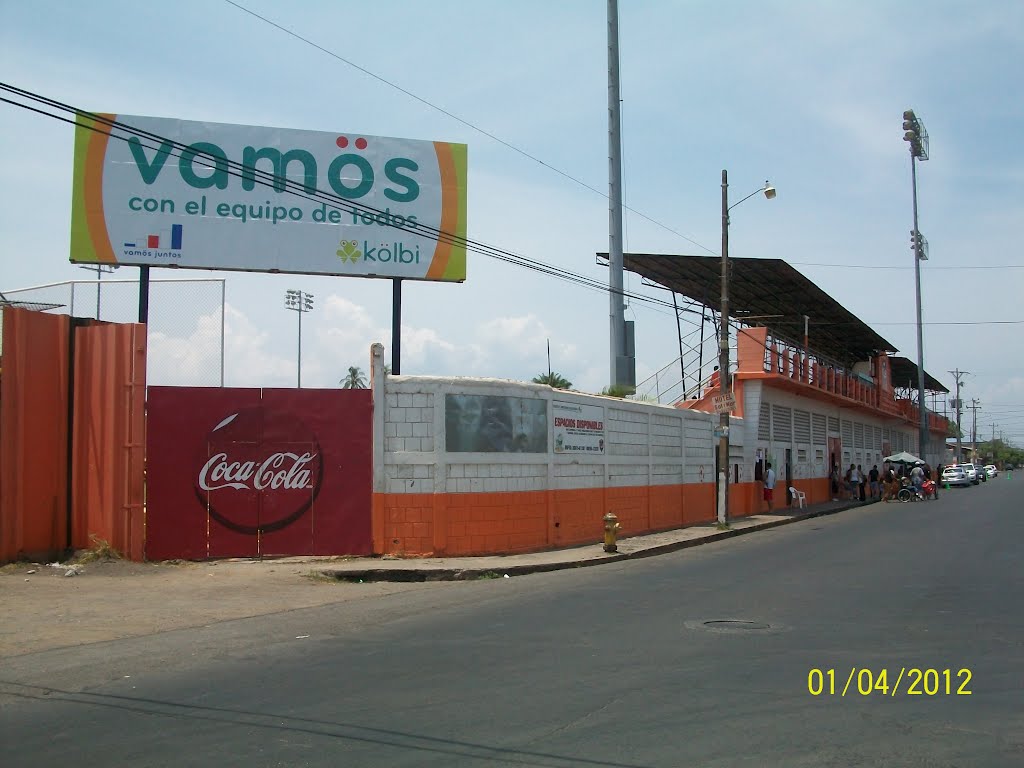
[285,289,314,387]
[903,109,930,460]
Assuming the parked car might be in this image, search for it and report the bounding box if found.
[959,463,982,485]
[941,466,971,488]
[984,464,998,478]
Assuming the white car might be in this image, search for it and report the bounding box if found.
[984,464,999,478]
[957,463,981,484]
[941,466,971,488]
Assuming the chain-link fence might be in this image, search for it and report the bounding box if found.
[1,278,225,386]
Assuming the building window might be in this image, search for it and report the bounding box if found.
[812,413,827,445]
[794,410,811,443]
[772,404,792,442]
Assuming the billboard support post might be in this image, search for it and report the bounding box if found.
[392,278,402,375]
[138,266,150,323]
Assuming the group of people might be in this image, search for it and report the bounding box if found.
[829,461,941,502]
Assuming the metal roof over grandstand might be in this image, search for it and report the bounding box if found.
[599,252,897,366]
[889,356,949,393]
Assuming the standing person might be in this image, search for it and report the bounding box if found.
[830,464,840,501]
[846,463,858,500]
[869,464,880,499]
[857,464,867,501]
[910,462,925,494]
[763,461,777,512]
[934,463,943,499]
[881,465,894,502]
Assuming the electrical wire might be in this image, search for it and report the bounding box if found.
[222,0,718,256]
[792,262,1024,270]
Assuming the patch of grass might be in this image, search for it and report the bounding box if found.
[714,522,731,531]
[303,570,338,584]
[74,535,123,564]
[475,571,501,580]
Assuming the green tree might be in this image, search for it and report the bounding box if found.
[340,366,367,389]
[532,372,572,389]
[599,384,635,398]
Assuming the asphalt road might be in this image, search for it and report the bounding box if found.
[3,478,1022,767]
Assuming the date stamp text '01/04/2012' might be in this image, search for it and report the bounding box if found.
[807,668,972,697]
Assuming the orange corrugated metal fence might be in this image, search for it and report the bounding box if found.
[71,322,146,560]
[0,307,146,562]
[0,307,70,561]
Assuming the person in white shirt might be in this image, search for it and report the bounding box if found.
[846,464,859,499]
[910,463,925,493]
[763,462,777,512]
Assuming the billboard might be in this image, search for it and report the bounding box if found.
[444,394,548,453]
[70,113,467,281]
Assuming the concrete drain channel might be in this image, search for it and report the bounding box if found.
[685,619,784,635]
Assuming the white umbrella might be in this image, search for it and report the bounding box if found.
[883,451,925,465]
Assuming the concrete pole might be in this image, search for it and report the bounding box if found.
[607,0,626,389]
[910,155,929,461]
[718,169,730,526]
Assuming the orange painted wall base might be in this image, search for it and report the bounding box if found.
[374,480,779,557]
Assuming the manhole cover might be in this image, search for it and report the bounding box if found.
[684,619,786,634]
[704,620,771,631]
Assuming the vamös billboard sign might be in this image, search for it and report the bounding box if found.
[70,113,468,282]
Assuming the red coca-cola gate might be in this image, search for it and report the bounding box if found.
[146,387,372,559]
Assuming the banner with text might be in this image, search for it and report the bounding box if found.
[553,400,605,454]
[70,114,467,281]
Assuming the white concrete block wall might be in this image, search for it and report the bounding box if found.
[372,365,726,496]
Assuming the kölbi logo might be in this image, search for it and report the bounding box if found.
[194,409,324,535]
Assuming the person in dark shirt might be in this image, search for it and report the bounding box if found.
[869,464,880,500]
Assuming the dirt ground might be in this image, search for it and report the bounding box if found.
[0,555,435,658]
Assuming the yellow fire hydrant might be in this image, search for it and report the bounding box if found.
[603,511,621,553]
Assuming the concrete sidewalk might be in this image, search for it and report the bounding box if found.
[321,497,872,583]
[0,496,873,658]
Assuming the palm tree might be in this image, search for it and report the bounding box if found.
[532,372,572,389]
[340,366,367,389]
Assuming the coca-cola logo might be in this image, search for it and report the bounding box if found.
[198,451,317,492]
[194,409,324,535]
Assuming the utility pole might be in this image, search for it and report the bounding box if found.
[969,398,981,462]
[606,0,627,390]
[949,369,967,462]
[718,170,731,526]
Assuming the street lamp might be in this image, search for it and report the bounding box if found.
[284,289,314,387]
[718,172,775,526]
[77,263,117,319]
[903,109,930,461]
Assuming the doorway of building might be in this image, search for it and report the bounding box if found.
[785,448,793,505]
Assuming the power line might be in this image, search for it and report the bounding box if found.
[222,0,717,256]
[793,261,1024,270]
[864,320,1024,326]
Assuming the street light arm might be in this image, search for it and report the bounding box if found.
[728,181,775,213]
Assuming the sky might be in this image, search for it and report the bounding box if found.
[1,0,1023,445]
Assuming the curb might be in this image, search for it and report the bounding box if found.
[320,499,872,583]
